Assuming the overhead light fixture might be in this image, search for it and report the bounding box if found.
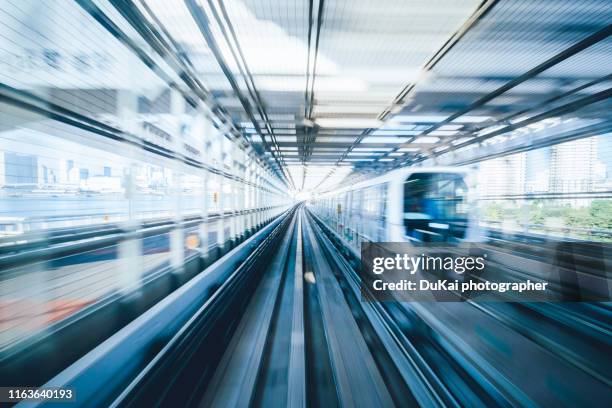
[316,118,382,128]
[439,124,462,131]
[361,136,411,144]
[315,105,385,114]
[313,77,369,93]
[379,123,416,130]
[429,130,459,136]
[274,136,297,142]
[390,115,449,123]
[316,136,358,143]
[413,137,440,144]
[258,76,366,92]
[452,115,492,123]
[347,152,377,156]
[352,147,394,152]
[371,130,421,136]
[312,152,343,156]
[398,147,420,152]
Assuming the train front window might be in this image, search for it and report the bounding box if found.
[403,173,468,241]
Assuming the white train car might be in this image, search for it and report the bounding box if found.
[310,167,480,250]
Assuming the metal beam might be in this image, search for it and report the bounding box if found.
[329,0,499,172]
[419,24,612,136]
[419,120,612,167]
[184,0,292,187]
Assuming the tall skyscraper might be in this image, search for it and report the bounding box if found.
[549,137,598,193]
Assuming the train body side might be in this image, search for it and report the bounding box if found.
[309,167,476,250]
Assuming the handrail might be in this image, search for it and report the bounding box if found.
[10,208,295,405]
[0,206,287,250]
[0,207,289,268]
[476,191,612,201]
[482,220,612,238]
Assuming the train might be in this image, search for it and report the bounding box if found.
[309,167,482,249]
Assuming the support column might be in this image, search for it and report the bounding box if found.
[200,172,211,266]
[260,187,264,225]
[116,90,143,295]
[234,148,240,243]
[246,159,255,236]
[237,151,246,241]
[226,143,236,249]
[215,129,227,257]
[256,169,262,227]
[169,90,185,277]
[216,171,226,256]
[263,189,269,224]
[169,181,185,273]
[199,117,213,265]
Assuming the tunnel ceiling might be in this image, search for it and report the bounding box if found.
[140,0,612,191]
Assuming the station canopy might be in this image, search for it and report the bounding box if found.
[140,0,612,191]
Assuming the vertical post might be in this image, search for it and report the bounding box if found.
[232,144,240,244]
[116,89,143,294]
[216,172,225,256]
[227,142,237,248]
[261,179,266,224]
[252,161,257,231]
[200,172,210,265]
[200,117,213,266]
[238,150,246,240]
[520,198,529,235]
[216,128,226,255]
[169,166,185,271]
[243,157,250,236]
[246,158,254,235]
[169,90,185,276]
[255,167,261,228]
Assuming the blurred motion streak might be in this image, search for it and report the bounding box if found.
[0,0,611,406]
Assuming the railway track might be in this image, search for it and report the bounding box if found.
[9,207,612,407]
